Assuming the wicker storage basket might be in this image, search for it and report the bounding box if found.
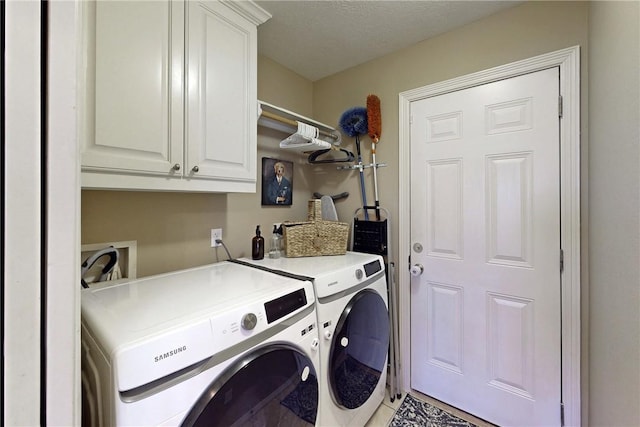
[307,199,322,221]
[282,220,349,257]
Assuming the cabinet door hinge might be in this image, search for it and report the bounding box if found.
[560,402,565,426]
[560,249,564,273]
[558,95,563,118]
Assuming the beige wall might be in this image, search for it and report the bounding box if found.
[588,1,640,425]
[312,1,590,269]
[310,1,640,425]
[224,56,317,258]
[81,56,316,276]
[83,2,591,277]
[311,14,592,416]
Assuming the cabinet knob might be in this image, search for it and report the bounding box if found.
[192,166,199,173]
[172,163,181,171]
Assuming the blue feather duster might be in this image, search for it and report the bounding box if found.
[339,107,368,137]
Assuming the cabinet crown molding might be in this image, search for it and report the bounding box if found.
[221,1,272,25]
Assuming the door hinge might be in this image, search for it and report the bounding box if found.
[560,402,565,426]
[558,95,563,118]
[560,249,564,273]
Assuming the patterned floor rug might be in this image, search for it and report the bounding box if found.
[389,394,478,427]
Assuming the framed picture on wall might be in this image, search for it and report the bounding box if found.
[261,157,293,206]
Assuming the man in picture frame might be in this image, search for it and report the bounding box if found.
[262,159,292,205]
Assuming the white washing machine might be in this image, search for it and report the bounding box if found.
[239,252,389,427]
[81,261,321,426]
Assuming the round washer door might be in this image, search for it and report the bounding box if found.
[182,344,318,427]
[329,289,390,409]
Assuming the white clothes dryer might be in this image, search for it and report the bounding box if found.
[81,261,320,426]
[239,252,389,427]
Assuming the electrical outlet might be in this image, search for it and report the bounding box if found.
[211,228,222,247]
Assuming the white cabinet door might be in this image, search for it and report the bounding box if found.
[186,1,257,184]
[81,0,184,176]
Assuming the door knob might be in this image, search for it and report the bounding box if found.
[410,264,424,277]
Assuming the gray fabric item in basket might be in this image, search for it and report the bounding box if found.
[320,195,338,221]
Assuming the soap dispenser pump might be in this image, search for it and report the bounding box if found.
[269,224,282,259]
[252,225,265,260]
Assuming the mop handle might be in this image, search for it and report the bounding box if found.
[372,141,381,220]
[367,94,382,221]
[355,135,369,221]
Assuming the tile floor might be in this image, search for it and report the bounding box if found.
[365,388,495,427]
[364,388,406,426]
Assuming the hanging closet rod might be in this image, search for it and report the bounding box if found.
[260,110,340,141]
[261,110,339,140]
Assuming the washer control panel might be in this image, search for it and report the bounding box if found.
[211,283,314,350]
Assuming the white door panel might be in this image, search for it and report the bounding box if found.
[410,68,561,426]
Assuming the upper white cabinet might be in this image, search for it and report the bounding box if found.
[80,0,270,192]
[81,1,184,176]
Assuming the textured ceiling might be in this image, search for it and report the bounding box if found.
[255,1,522,81]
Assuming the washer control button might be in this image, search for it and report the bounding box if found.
[241,313,258,330]
[355,269,364,280]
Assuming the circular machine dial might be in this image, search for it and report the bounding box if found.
[241,313,258,330]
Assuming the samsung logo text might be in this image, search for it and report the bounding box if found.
[154,345,187,362]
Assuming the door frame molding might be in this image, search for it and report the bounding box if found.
[398,46,581,426]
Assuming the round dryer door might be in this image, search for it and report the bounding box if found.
[329,289,390,409]
[182,344,318,427]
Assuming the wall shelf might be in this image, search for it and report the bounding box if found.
[257,100,342,150]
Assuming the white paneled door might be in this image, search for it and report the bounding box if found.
[410,68,561,426]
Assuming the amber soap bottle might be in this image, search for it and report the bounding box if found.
[252,225,264,260]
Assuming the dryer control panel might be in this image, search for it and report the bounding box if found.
[314,256,386,299]
[363,259,383,277]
